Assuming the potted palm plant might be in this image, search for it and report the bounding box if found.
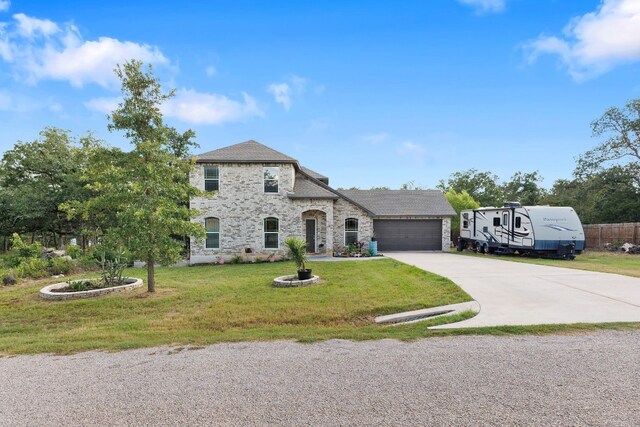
[284,237,312,280]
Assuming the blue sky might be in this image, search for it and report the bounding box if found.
[1,0,639,189]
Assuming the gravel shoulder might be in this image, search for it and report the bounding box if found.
[2,332,640,426]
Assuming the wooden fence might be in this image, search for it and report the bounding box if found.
[583,223,640,248]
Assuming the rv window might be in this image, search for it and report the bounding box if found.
[503,213,508,226]
[462,213,469,220]
[515,217,521,228]
[493,217,500,227]
[463,220,468,229]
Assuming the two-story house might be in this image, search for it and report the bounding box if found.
[189,140,455,264]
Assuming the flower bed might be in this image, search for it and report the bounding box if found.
[39,277,143,300]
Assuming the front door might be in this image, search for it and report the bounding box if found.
[305,219,316,253]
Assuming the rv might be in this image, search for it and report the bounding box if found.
[457,203,585,259]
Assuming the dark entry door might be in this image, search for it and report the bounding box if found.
[305,219,316,253]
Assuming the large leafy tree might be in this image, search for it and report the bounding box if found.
[81,60,204,292]
[502,171,546,206]
[437,169,504,207]
[577,98,640,185]
[0,128,92,248]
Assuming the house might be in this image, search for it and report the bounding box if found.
[189,140,455,264]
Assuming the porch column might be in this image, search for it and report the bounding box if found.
[325,207,334,255]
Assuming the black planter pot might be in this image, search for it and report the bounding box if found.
[297,269,313,280]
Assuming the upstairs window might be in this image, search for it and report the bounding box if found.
[264,217,279,248]
[205,217,220,249]
[264,167,279,193]
[345,218,359,245]
[204,166,219,192]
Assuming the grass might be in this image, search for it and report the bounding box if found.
[2,257,639,355]
[0,259,478,354]
[453,249,640,278]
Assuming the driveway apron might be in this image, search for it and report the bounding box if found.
[385,252,640,328]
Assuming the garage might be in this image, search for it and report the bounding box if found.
[374,219,442,251]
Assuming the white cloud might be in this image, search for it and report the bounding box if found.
[398,141,427,165]
[267,74,310,111]
[163,89,263,124]
[524,0,640,80]
[86,90,264,125]
[0,13,168,87]
[362,133,389,145]
[457,0,506,14]
[13,13,58,37]
[205,65,216,77]
[0,1,10,12]
[267,82,292,111]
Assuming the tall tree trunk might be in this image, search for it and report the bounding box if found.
[147,258,155,293]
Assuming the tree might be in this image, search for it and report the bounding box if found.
[437,169,503,206]
[79,60,204,292]
[0,128,92,248]
[545,166,640,224]
[577,98,640,185]
[444,190,480,240]
[400,180,424,190]
[502,171,546,205]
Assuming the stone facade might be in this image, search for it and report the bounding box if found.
[189,160,450,264]
[190,163,369,263]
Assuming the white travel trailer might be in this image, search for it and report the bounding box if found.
[457,203,585,259]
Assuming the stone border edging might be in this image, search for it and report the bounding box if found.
[272,275,320,288]
[39,278,144,300]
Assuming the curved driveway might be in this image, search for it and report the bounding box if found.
[385,252,640,328]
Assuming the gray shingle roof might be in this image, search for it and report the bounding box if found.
[300,166,328,183]
[337,189,456,217]
[195,140,298,163]
[288,175,339,200]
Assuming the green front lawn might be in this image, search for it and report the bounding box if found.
[0,259,475,354]
[454,250,640,278]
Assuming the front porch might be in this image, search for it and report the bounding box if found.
[301,209,332,255]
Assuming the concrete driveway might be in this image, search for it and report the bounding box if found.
[385,252,640,328]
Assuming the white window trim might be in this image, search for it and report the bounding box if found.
[204,165,220,192]
[263,166,279,194]
[264,217,280,249]
[344,217,359,246]
[205,217,220,250]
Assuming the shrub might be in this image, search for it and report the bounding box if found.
[11,233,43,260]
[77,256,98,270]
[230,255,243,264]
[284,237,308,271]
[49,257,76,275]
[65,244,83,259]
[15,258,49,279]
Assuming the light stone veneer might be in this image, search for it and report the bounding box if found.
[189,163,447,264]
[189,163,376,264]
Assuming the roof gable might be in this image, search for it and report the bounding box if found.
[195,140,298,164]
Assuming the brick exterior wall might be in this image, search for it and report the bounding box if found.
[332,198,374,253]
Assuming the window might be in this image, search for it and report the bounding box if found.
[493,217,501,227]
[263,167,279,193]
[503,213,509,226]
[205,217,220,249]
[204,166,219,192]
[515,217,521,228]
[345,218,358,245]
[264,217,279,248]
[463,220,469,229]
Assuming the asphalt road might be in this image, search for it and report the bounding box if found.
[386,252,640,328]
[2,332,640,426]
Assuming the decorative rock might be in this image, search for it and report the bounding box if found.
[39,277,143,300]
[272,275,320,288]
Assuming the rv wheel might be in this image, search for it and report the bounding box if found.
[482,243,489,254]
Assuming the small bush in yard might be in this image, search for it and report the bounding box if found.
[11,233,43,260]
[15,258,49,279]
[49,257,76,275]
[65,244,83,259]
